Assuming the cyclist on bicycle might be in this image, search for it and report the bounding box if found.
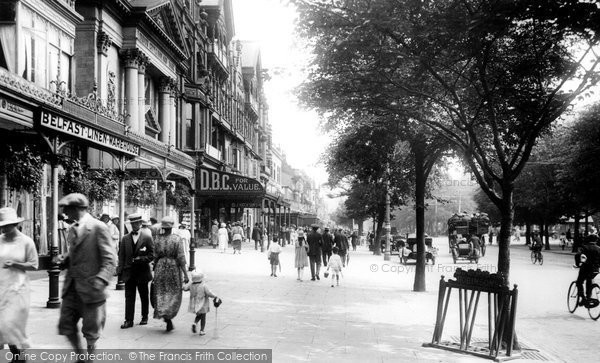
[575,233,600,306]
[531,231,543,253]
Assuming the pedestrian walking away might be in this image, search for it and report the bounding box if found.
[152,216,190,332]
[267,237,282,277]
[183,270,219,336]
[231,222,244,254]
[252,223,262,250]
[177,221,191,267]
[56,193,116,358]
[294,229,309,281]
[307,224,323,281]
[0,207,39,357]
[321,227,333,267]
[218,223,229,253]
[327,247,344,287]
[117,213,154,329]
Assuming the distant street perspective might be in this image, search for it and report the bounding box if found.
[2,1,600,363]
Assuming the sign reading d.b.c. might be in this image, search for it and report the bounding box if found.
[197,167,265,195]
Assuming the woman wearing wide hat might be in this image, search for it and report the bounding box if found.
[0,207,39,359]
[151,216,189,331]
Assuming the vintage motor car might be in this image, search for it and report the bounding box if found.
[399,233,438,265]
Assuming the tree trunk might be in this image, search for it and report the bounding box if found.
[573,215,582,252]
[525,222,531,245]
[374,214,384,256]
[413,145,427,292]
[544,222,550,250]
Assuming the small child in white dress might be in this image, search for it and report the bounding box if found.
[183,270,218,335]
[327,246,344,287]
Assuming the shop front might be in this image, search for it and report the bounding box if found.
[195,166,291,245]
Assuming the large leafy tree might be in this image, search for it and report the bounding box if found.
[293,0,600,284]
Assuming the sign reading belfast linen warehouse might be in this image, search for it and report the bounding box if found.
[40,111,140,156]
[197,167,265,196]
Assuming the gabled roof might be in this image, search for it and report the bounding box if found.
[129,0,188,59]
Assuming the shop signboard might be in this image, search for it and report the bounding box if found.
[40,111,140,156]
[196,167,265,196]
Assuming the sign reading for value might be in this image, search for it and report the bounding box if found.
[197,167,265,195]
[40,111,140,156]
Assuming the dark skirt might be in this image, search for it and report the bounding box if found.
[269,252,280,266]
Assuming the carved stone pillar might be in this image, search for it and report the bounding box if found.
[169,80,177,147]
[122,49,139,131]
[97,32,112,103]
[137,54,148,134]
[159,77,172,144]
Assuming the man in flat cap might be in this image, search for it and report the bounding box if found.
[55,193,115,357]
[117,213,154,329]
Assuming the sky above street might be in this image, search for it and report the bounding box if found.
[232,0,330,187]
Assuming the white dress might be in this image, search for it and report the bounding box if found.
[218,228,229,250]
[0,232,38,348]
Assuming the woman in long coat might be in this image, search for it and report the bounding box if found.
[217,223,229,253]
[152,216,189,331]
[294,229,309,281]
[0,207,38,354]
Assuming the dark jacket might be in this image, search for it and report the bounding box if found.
[252,226,262,241]
[578,242,600,272]
[306,230,323,256]
[322,232,334,252]
[117,230,154,283]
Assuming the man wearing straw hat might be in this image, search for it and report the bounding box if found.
[55,193,115,357]
[117,213,154,329]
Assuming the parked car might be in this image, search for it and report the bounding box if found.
[399,233,437,265]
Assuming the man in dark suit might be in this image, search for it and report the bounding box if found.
[307,224,323,280]
[252,223,262,250]
[322,227,334,266]
[117,213,154,328]
[55,193,115,356]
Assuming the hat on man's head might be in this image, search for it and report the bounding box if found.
[58,193,89,208]
[161,216,175,228]
[220,222,226,228]
[0,207,24,227]
[128,213,143,223]
[324,227,330,231]
[142,220,151,227]
[100,213,110,219]
[297,230,305,237]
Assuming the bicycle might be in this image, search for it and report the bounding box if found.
[567,268,600,320]
[530,248,543,265]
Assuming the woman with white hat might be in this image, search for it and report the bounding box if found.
[217,223,229,253]
[0,207,39,355]
[294,228,309,281]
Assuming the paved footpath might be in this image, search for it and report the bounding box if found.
[24,240,560,363]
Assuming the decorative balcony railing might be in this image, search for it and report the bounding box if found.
[0,67,62,107]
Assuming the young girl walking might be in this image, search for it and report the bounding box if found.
[183,270,219,336]
[267,237,282,277]
[327,247,344,287]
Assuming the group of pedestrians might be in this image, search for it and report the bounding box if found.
[0,193,220,363]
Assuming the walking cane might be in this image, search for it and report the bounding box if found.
[213,297,222,337]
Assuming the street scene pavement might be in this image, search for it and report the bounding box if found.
[22,237,598,363]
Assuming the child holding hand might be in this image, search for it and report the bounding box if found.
[183,270,218,336]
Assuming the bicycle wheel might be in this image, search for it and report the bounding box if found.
[538,253,543,265]
[567,281,579,313]
[588,284,600,320]
[531,251,536,264]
